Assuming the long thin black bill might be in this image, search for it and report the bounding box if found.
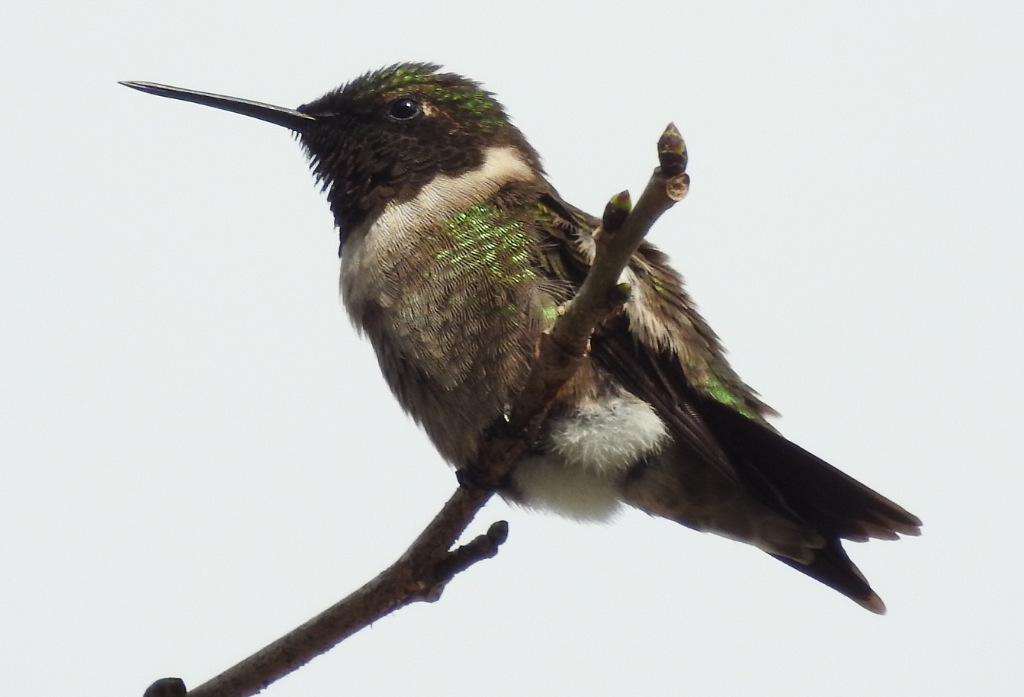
[119,81,316,133]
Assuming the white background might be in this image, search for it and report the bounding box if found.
[3,2,1021,695]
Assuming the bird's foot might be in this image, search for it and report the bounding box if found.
[456,465,512,492]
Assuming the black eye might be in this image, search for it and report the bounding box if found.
[388,97,421,121]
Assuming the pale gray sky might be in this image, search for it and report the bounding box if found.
[3,2,1021,695]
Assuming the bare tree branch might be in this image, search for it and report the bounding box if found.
[463,123,689,490]
[142,124,688,697]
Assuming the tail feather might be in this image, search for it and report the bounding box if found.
[772,538,886,614]
[698,398,921,611]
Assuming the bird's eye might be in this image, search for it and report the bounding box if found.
[388,97,421,121]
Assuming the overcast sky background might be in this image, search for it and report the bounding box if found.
[3,2,1021,695]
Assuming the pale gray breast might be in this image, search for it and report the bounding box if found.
[337,145,546,463]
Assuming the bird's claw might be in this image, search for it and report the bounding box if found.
[456,466,512,492]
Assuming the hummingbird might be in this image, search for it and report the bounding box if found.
[122,63,920,613]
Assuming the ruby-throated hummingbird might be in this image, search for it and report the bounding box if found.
[122,63,920,613]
